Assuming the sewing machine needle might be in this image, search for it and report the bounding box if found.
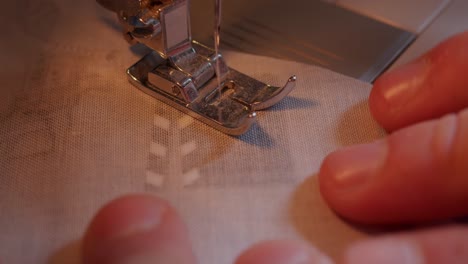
[214,0,223,95]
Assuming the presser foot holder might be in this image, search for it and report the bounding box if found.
[127,42,296,136]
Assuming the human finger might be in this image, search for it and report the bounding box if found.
[82,194,197,264]
[343,225,468,264]
[370,31,468,132]
[234,240,333,264]
[319,109,468,224]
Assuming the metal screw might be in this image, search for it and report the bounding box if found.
[172,85,181,95]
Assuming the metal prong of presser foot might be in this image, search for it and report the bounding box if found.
[97,0,296,135]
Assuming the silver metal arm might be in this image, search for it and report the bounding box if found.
[97,0,296,135]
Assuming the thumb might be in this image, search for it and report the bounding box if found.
[319,109,468,224]
[82,194,197,264]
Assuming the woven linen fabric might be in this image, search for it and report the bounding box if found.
[0,1,385,263]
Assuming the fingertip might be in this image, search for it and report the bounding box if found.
[319,110,468,224]
[369,56,432,132]
[369,31,468,131]
[318,140,389,223]
[345,238,423,264]
[235,240,333,264]
[83,194,169,244]
[343,226,468,264]
[82,194,196,264]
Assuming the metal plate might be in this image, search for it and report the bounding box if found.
[127,45,296,136]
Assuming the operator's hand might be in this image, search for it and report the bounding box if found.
[319,31,468,225]
[81,31,468,264]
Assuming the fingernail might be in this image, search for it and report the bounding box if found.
[239,241,335,264]
[282,245,334,264]
[93,196,168,243]
[324,140,387,190]
[110,202,167,240]
[119,254,174,264]
[83,196,183,264]
[375,57,431,105]
[345,239,424,264]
